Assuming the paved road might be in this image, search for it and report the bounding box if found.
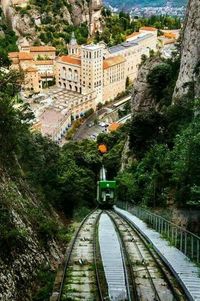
[73,108,110,141]
[73,95,131,141]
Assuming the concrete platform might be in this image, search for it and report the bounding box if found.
[115,207,200,301]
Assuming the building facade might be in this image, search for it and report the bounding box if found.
[8,27,158,142]
[9,40,56,93]
[56,26,157,104]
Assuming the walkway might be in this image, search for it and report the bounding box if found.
[115,207,200,301]
[98,213,128,300]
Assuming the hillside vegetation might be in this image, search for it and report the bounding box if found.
[95,9,181,46]
[8,0,92,53]
[0,8,18,66]
[114,45,200,209]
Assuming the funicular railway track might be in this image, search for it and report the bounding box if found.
[58,209,102,301]
[108,210,186,301]
[55,208,187,301]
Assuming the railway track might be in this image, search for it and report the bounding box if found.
[108,210,186,301]
[58,209,102,301]
[53,208,187,301]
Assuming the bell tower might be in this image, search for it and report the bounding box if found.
[68,32,80,56]
[81,44,103,104]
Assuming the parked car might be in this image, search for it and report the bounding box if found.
[99,122,106,127]
[88,122,94,127]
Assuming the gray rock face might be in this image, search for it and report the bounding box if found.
[131,57,163,113]
[173,0,200,101]
[0,175,64,301]
[1,0,103,40]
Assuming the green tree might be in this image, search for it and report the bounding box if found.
[171,116,200,205]
[147,63,173,101]
[129,110,167,158]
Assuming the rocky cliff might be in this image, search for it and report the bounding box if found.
[131,57,163,113]
[173,0,200,101]
[1,0,103,42]
[0,172,66,301]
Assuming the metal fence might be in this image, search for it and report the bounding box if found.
[117,201,200,265]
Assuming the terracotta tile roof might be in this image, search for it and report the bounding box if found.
[59,55,81,66]
[30,46,56,52]
[103,55,125,69]
[164,32,176,39]
[18,52,33,60]
[108,122,121,132]
[8,52,19,58]
[140,26,157,32]
[35,60,54,65]
[126,32,141,40]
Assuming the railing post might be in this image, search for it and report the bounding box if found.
[158,217,161,234]
[191,236,194,260]
[168,223,170,239]
[126,204,200,265]
[180,231,183,252]
[171,227,174,244]
[164,221,167,236]
[197,239,199,264]
[185,232,187,255]
[175,228,177,247]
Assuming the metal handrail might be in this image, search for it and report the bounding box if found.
[117,201,200,264]
[136,205,200,239]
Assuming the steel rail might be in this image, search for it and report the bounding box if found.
[57,208,100,301]
[106,210,139,301]
[93,211,106,301]
[112,211,162,301]
[114,209,185,301]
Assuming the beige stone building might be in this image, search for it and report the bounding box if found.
[56,27,158,105]
[8,27,157,140]
[103,55,126,101]
[9,40,56,93]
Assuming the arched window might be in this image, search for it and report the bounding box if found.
[68,68,72,80]
[69,84,72,90]
[62,66,66,78]
[74,69,78,81]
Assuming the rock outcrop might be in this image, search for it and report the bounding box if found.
[131,57,163,113]
[0,174,65,301]
[69,0,102,34]
[1,0,103,40]
[173,0,200,101]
